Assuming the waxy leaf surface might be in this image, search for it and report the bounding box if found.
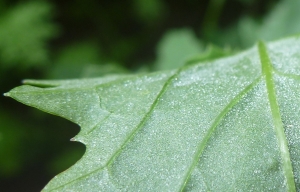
[6,37,300,191]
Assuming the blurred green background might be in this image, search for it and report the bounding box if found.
[1,0,300,191]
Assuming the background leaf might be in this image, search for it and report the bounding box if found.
[6,36,300,191]
[154,28,203,70]
[0,1,57,69]
[212,0,300,48]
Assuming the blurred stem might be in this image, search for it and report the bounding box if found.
[202,0,226,38]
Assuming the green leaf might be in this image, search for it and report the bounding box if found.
[48,41,103,79]
[0,2,57,69]
[185,45,233,66]
[5,36,300,191]
[259,0,300,41]
[216,0,300,48]
[154,28,203,70]
[236,0,300,48]
[48,41,128,79]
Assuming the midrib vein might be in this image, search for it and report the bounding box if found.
[258,41,296,192]
[48,70,180,191]
[179,76,262,191]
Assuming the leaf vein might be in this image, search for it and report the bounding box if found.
[48,69,180,191]
[258,41,296,192]
[179,76,262,191]
[273,68,300,81]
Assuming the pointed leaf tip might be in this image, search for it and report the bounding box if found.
[6,36,300,191]
[3,92,10,97]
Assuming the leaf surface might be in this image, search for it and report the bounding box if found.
[5,37,300,191]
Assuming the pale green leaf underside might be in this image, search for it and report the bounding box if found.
[6,36,300,191]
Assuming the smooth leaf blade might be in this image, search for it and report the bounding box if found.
[5,37,300,191]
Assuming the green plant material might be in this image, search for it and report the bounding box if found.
[47,145,85,176]
[214,0,300,48]
[80,63,128,78]
[0,2,57,69]
[202,0,226,37]
[48,42,127,79]
[258,0,300,40]
[5,36,300,191]
[48,42,102,79]
[154,28,203,70]
[186,45,233,65]
[132,0,166,23]
[235,0,255,4]
[239,0,300,47]
[0,1,6,13]
[0,111,28,177]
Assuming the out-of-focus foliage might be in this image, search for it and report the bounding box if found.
[211,0,300,48]
[0,112,27,177]
[132,0,166,23]
[2,0,300,191]
[0,1,57,70]
[48,41,128,79]
[154,28,203,70]
[258,0,300,41]
[47,145,85,176]
[0,1,58,181]
[47,42,103,79]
